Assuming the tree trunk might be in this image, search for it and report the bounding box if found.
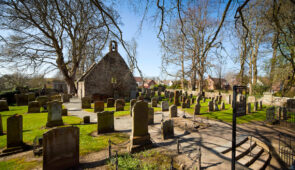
[270,33,278,86]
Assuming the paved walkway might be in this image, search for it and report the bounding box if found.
[64,97,284,169]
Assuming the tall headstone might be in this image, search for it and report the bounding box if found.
[0,114,3,135]
[148,107,154,125]
[169,105,177,118]
[247,103,251,114]
[194,103,201,115]
[203,97,206,103]
[43,126,79,170]
[0,100,9,111]
[161,119,174,140]
[62,94,70,103]
[115,99,125,111]
[94,101,104,112]
[186,99,190,108]
[107,98,115,107]
[27,92,35,102]
[174,91,180,106]
[97,111,114,133]
[259,101,263,110]
[81,96,91,109]
[254,101,258,112]
[46,101,63,127]
[36,96,49,111]
[151,97,158,107]
[161,101,169,111]
[128,101,151,152]
[6,114,23,150]
[208,101,213,112]
[286,99,295,112]
[221,101,225,110]
[130,99,137,116]
[28,101,40,113]
[15,94,28,106]
[214,101,219,111]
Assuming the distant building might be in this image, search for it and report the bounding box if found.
[45,78,67,93]
[144,80,157,89]
[134,77,143,87]
[206,76,230,90]
[76,41,137,100]
[159,80,174,87]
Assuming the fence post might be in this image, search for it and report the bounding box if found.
[108,139,112,159]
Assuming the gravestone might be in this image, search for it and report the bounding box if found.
[151,91,155,98]
[27,93,35,102]
[94,101,104,112]
[130,90,137,100]
[161,119,174,140]
[43,126,79,170]
[28,101,40,113]
[254,101,258,112]
[259,101,263,110]
[203,97,206,103]
[186,99,190,108]
[148,107,154,125]
[247,103,251,114]
[46,101,63,127]
[107,98,115,107]
[181,102,187,109]
[151,97,158,107]
[169,105,177,118]
[208,101,213,112]
[191,98,195,104]
[62,109,68,116]
[137,95,144,101]
[281,107,288,120]
[115,99,125,111]
[214,101,219,111]
[266,107,275,123]
[130,99,137,116]
[84,116,90,124]
[129,101,151,152]
[174,91,180,106]
[218,95,222,104]
[97,111,114,133]
[36,96,49,111]
[0,100,9,111]
[51,95,62,102]
[194,103,201,115]
[286,99,295,112]
[15,94,28,106]
[247,96,256,103]
[161,101,169,111]
[62,94,70,103]
[81,97,91,109]
[5,114,23,151]
[225,95,232,105]
[0,114,3,135]
[221,101,225,110]
[169,91,174,99]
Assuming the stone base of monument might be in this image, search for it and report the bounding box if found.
[128,134,153,153]
[2,143,31,155]
[46,120,64,128]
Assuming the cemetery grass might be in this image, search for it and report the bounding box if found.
[181,101,268,124]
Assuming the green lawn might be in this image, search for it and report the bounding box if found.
[180,100,268,124]
[0,105,129,169]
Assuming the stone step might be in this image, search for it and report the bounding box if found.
[238,145,264,167]
[224,140,255,159]
[249,151,271,170]
[219,137,249,154]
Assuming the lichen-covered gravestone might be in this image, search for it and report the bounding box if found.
[0,100,9,111]
[46,101,63,127]
[15,94,28,106]
[128,101,152,152]
[115,99,125,111]
[194,103,201,115]
[169,105,177,118]
[43,126,79,170]
[4,114,24,152]
[97,111,114,133]
[107,98,115,107]
[151,97,158,107]
[94,101,104,112]
[28,101,40,113]
[81,97,91,109]
[161,101,169,111]
[0,114,3,135]
[36,96,49,111]
[148,107,154,125]
[208,101,213,112]
[161,119,174,140]
[130,99,137,116]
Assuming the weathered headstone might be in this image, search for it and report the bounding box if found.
[46,101,63,127]
[214,101,219,111]
[247,103,251,114]
[208,101,213,112]
[259,101,263,110]
[221,101,225,110]
[218,95,222,104]
[0,114,3,135]
[51,95,62,102]
[203,97,206,103]
[27,93,35,102]
[174,91,180,106]
[43,126,79,170]
[191,98,195,104]
[94,101,104,112]
[151,97,158,107]
[169,105,177,118]
[148,107,154,125]
[97,111,114,133]
[62,94,70,103]
[84,116,90,124]
[181,102,187,109]
[62,109,68,116]
[15,94,28,106]
[194,103,201,115]
[130,99,137,116]
[161,119,174,140]
[115,99,125,111]
[161,101,169,111]
[107,98,115,107]
[6,114,23,150]
[254,101,258,112]
[81,97,91,109]
[186,99,190,108]
[286,99,295,112]
[36,96,49,111]
[137,95,144,101]
[225,95,231,105]
[28,101,40,113]
[0,100,9,111]
[129,101,151,152]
